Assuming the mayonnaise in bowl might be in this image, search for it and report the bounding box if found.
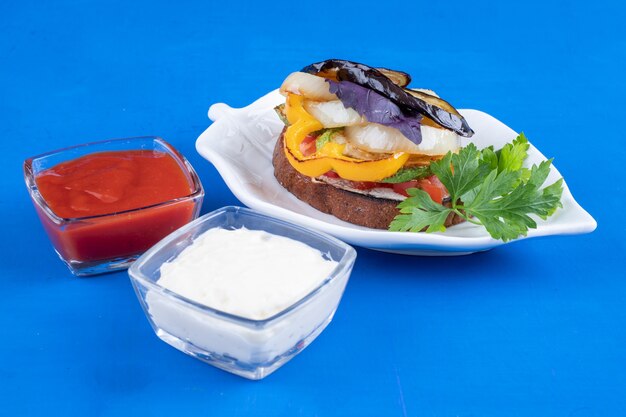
[128,206,356,380]
[158,227,338,320]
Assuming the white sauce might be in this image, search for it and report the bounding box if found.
[157,227,338,320]
[145,226,352,368]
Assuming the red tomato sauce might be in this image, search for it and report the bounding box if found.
[34,150,199,263]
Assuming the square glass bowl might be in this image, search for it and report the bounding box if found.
[128,206,357,380]
[24,136,204,276]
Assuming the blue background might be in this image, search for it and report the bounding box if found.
[1,0,624,416]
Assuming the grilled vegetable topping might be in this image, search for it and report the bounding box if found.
[302,59,474,137]
[375,68,411,87]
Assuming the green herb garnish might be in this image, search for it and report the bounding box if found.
[388,133,564,241]
[315,128,343,151]
[381,166,432,183]
[274,104,289,126]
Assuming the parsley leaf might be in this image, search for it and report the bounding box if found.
[388,133,564,241]
[429,143,492,202]
[381,166,432,183]
[464,161,563,240]
[497,132,529,173]
[390,188,452,233]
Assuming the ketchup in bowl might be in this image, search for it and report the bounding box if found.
[24,137,204,276]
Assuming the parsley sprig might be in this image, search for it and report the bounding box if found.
[388,133,564,241]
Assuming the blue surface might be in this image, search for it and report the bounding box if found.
[1,0,624,415]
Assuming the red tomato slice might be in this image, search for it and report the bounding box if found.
[299,134,318,157]
[427,175,446,191]
[428,175,450,201]
[319,171,450,203]
[417,179,444,204]
[391,176,449,204]
[392,180,421,197]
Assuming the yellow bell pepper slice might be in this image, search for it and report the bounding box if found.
[283,94,409,182]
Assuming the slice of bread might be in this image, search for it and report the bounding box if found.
[272,128,465,230]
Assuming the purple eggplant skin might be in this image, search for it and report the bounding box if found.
[302,60,411,87]
[301,59,474,138]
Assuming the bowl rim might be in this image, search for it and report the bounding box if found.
[128,206,357,326]
[23,136,204,224]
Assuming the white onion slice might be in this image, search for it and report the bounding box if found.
[304,100,364,128]
[344,123,460,155]
[279,72,337,101]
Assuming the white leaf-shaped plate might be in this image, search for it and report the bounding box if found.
[196,90,596,255]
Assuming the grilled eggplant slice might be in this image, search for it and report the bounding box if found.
[303,61,410,86]
[302,59,474,137]
[404,88,461,117]
[375,68,411,87]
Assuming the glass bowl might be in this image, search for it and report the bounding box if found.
[128,206,357,380]
[24,136,204,276]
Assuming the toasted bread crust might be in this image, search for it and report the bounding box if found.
[272,128,465,230]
